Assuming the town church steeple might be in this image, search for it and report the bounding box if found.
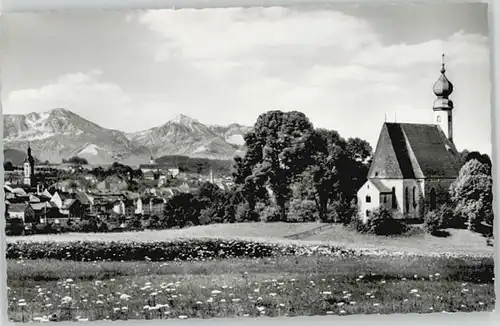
[432,53,454,143]
[23,142,35,187]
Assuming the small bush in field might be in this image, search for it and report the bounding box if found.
[351,208,407,236]
[424,210,444,235]
[348,215,367,233]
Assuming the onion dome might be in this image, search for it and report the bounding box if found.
[433,54,454,110]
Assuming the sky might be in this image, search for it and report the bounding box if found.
[1,3,492,155]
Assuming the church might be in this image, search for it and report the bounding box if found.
[23,143,37,189]
[356,55,462,222]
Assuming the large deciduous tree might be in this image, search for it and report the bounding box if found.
[296,129,346,221]
[233,110,316,221]
[450,159,493,232]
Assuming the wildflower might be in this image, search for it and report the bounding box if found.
[269,293,277,297]
[410,289,419,294]
[220,299,226,303]
[178,315,188,319]
[326,311,334,315]
[322,291,332,295]
[120,294,131,300]
[61,296,72,304]
[373,303,380,307]
[340,310,346,314]
[232,298,241,303]
[211,290,222,295]
[337,302,344,307]
[66,278,73,283]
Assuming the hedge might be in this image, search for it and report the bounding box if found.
[6,239,357,262]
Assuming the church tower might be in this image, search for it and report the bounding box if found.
[23,143,35,187]
[432,53,454,143]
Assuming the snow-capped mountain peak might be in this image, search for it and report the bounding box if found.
[168,114,200,125]
[4,109,252,164]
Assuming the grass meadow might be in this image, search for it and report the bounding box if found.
[6,223,495,322]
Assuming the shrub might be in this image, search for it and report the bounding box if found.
[440,203,466,229]
[234,203,259,222]
[287,199,318,222]
[6,239,355,262]
[327,199,358,224]
[424,210,444,235]
[348,214,367,233]
[351,207,407,236]
[255,202,281,222]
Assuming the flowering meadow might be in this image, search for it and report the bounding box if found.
[6,237,495,322]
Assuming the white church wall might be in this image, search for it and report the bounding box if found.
[374,179,404,214]
[356,181,381,222]
[402,179,426,219]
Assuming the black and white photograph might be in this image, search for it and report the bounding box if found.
[1,1,495,323]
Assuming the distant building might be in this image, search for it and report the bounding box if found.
[96,176,128,192]
[7,203,35,223]
[139,157,179,178]
[23,143,36,187]
[357,55,461,222]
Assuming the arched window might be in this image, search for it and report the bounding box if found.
[405,187,409,213]
[391,187,397,209]
[412,187,417,208]
[430,188,437,211]
[365,195,371,203]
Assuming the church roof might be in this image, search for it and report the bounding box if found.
[368,123,461,179]
[369,179,391,193]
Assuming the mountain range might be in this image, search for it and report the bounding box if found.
[3,108,252,166]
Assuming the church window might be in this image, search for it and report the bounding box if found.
[448,115,452,122]
[437,116,441,123]
[375,172,379,176]
[405,187,409,213]
[365,195,371,203]
[384,196,387,204]
[366,210,370,217]
[412,187,417,208]
[391,187,397,209]
[430,188,437,211]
